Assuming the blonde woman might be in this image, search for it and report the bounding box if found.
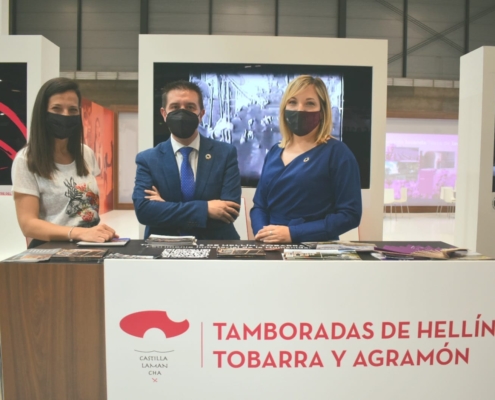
[251,75,362,243]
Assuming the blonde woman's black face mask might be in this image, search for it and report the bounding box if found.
[284,110,320,136]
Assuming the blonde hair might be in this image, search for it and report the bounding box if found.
[279,75,333,148]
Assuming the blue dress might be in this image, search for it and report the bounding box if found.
[250,139,362,242]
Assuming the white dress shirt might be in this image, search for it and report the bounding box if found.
[170,133,200,180]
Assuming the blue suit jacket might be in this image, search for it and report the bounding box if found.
[133,135,241,239]
[251,139,362,242]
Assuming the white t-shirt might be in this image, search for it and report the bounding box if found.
[12,145,101,228]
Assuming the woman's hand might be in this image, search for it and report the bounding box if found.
[144,186,165,202]
[73,224,118,243]
[13,192,119,243]
[255,225,292,243]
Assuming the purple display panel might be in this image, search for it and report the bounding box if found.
[385,133,458,206]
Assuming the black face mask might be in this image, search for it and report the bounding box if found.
[46,112,81,140]
[284,110,321,137]
[166,109,200,139]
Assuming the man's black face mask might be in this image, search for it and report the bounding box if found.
[166,109,200,139]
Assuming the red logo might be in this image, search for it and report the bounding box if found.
[120,311,189,338]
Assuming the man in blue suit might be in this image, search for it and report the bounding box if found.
[133,80,241,239]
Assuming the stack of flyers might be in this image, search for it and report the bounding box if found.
[77,238,130,247]
[51,248,108,262]
[161,248,211,259]
[374,245,466,260]
[3,248,62,262]
[302,241,375,252]
[217,248,266,258]
[283,249,361,261]
[145,234,197,247]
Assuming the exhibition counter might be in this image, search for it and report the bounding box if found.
[1,240,494,399]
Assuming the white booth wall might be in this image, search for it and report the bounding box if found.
[138,35,388,241]
[0,35,59,259]
[455,46,495,257]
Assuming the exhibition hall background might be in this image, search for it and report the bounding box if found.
[5,2,494,130]
[10,0,495,77]
[8,0,495,202]
[9,0,495,111]
[2,4,495,400]
[2,0,495,239]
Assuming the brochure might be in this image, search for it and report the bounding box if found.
[217,248,266,258]
[161,248,211,259]
[51,248,108,262]
[374,245,466,260]
[145,234,197,247]
[2,248,62,263]
[302,241,376,252]
[105,247,164,259]
[283,249,361,261]
[77,238,130,247]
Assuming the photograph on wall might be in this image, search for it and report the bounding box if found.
[0,63,27,186]
[385,133,458,206]
[82,99,114,214]
[154,63,372,188]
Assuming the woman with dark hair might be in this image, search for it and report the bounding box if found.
[251,75,362,243]
[12,77,117,247]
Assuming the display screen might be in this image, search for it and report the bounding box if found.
[385,133,458,206]
[0,63,27,186]
[154,63,372,188]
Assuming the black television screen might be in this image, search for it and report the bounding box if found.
[154,63,372,188]
[0,62,27,186]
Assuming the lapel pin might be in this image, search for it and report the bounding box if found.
[205,154,212,160]
[303,157,310,162]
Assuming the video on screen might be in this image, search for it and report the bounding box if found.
[154,63,372,188]
[419,151,456,169]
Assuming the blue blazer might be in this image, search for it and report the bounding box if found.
[250,139,362,242]
[133,135,241,239]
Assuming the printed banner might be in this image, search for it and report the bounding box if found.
[105,260,495,399]
[82,99,114,213]
[0,63,27,188]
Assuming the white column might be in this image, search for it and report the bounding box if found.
[455,46,495,256]
[0,0,9,35]
[0,35,60,258]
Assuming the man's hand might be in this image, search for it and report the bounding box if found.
[144,186,165,202]
[207,200,240,223]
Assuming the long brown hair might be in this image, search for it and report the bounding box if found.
[26,77,88,179]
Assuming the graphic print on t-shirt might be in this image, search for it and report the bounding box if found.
[64,177,100,227]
